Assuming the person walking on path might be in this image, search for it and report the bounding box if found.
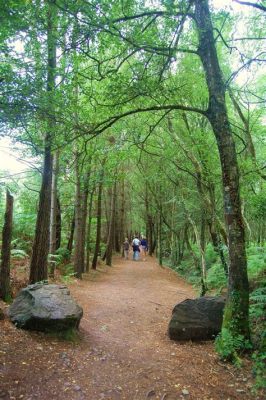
[123,238,130,260]
[132,236,141,261]
[140,236,148,260]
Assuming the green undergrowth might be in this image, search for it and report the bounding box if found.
[164,243,266,389]
[58,262,76,284]
[215,327,252,366]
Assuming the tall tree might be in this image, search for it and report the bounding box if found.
[91,167,105,270]
[29,0,57,283]
[194,0,249,339]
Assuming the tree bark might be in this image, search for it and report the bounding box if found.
[0,190,13,300]
[81,171,90,273]
[73,156,84,278]
[66,211,75,255]
[120,176,126,252]
[106,181,117,266]
[85,188,95,272]
[158,202,163,266]
[56,196,61,250]
[92,171,104,269]
[195,0,250,338]
[29,0,56,284]
[49,150,59,255]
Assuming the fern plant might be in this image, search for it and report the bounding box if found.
[10,249,29,259]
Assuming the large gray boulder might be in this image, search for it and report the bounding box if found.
[168,296,226,341]
[8,283,83,332]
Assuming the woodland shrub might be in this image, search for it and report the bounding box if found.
[13,213,36,241]
[249,286,266,390]
[55,247,71,262]
[205,243,219,267]
[10,249,29,259]
[215,328,252,365]
[59,263,76,284]
[171,254,202,287]
[206,263,227,292]
[11,238,32,253]
[247,247,266,283]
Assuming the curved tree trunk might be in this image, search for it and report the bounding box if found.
[195,0,249,339]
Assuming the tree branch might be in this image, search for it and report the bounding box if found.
[90,104,207,135]
[233,0,266,12]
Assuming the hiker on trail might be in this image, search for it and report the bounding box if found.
[132,236,141,261]
[140,236,148,260]
[123,238,130,260]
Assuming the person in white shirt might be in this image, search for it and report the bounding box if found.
[132,236,141,261]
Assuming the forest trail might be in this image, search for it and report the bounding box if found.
[0,256,260,400]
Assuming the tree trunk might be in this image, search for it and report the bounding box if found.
[66,211,75,255]
[56,196,61,250]
[144,185,154,256]
[0,190,13,300]
[73,157,84,278]
[120,176,126,249]
[86,188,95,272]
[81,171,90,273]
[106,181,116,266]
[195,0,249,338]
[158,203,163,266]
[30,142,53,283]
[29,0,56,284]
[92,173,104,270]
[48,150,59,278]
[114,192,121,253]
[49,150,59,255]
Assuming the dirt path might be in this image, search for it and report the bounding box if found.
[0,257,261,400]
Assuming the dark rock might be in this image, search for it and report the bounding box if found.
[168,296,226,341]
[8,283,83,332]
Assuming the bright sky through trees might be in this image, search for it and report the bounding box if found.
[0,138,26,173]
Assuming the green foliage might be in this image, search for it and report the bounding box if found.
[247,247,266,282]
[11,238,32,253]
[215,328,252,365]
[252,351,266,391]
[249,192,266,220]
[206,263,227,292]
[59,263,76,284]
[55,247,71,262]
[48,253,63,265]
[205,243,218,267]
[172,254,202,287]
[250,287,266,322]
[249,286,266,389]
[10,248,29,259]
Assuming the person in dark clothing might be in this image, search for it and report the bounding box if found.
[140,236,148,260]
